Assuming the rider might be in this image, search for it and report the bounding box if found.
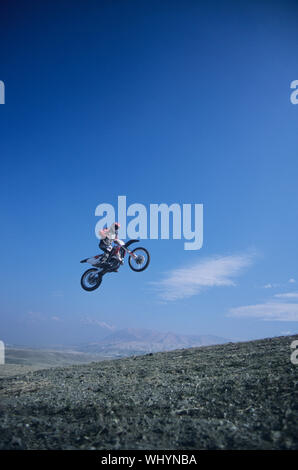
[98,222,120,264]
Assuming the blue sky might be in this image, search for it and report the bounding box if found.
[0,0,298,347]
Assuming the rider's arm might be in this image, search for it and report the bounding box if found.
[99,228,109,239]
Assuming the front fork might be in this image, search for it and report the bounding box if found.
[122,246,137,260]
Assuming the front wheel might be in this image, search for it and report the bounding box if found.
[81,268,102,291]
[128,247,150,272]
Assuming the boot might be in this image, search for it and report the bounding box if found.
[100,253,109,264]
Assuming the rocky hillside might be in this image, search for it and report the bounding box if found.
[0,335,297,450]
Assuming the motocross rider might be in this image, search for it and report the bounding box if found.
[98,222,120,264]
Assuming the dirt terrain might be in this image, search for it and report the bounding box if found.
[0,335,297,450]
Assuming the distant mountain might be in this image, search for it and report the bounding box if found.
[3,329,230,369]
[74,328,229,357]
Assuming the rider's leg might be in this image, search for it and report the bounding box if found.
[98,239,119,272]
[99,239,112,263]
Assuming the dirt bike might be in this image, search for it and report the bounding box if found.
[80,239,150,291]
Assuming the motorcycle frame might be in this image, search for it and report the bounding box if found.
[81,239,140,276]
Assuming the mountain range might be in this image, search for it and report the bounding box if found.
[73,327,229,357]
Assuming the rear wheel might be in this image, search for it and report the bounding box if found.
[128,247,150,272]
[81,268,102,291]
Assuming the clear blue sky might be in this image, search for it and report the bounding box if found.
[1,0,298,347]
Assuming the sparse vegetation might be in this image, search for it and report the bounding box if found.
[0,335,297,450]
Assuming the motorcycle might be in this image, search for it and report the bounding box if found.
[80,239,150,291]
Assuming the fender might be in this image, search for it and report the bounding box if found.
[80,254,101,264]
[124,239,140,248]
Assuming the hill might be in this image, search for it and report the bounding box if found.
[0,335,297,449]
[0,348,107,378]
